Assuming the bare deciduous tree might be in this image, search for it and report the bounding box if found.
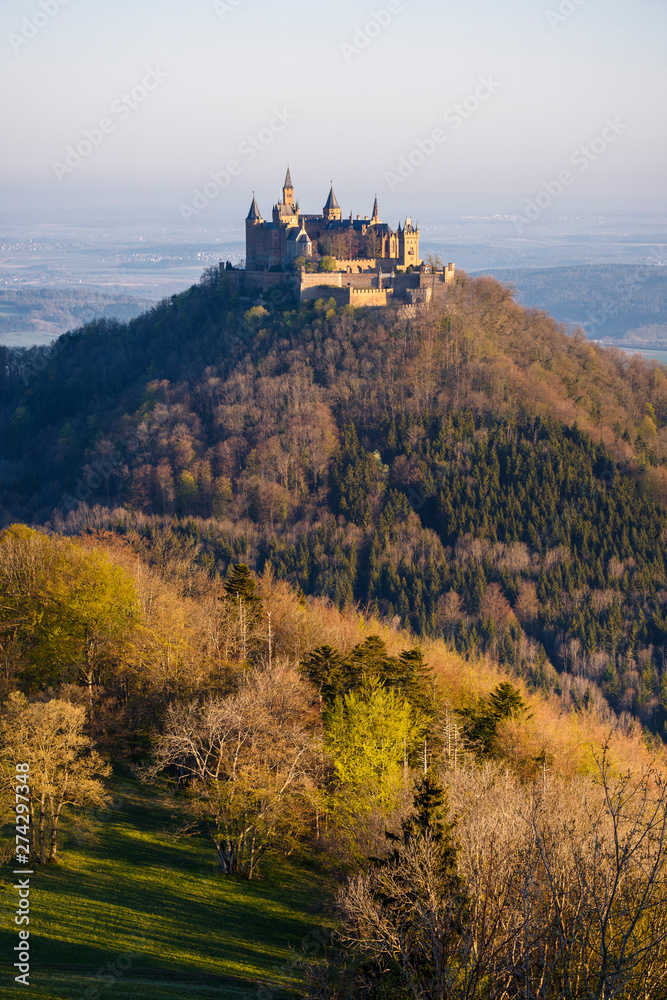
[327,754,667,1000]
[146,662,319,878]
[0,694,111,864]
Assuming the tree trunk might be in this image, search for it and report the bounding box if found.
[248,831,257,881]
[28,795,35,859]
[214,839,236,874]
[38,793,46,866]
[48,798,63,862]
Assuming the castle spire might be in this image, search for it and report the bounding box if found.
[324,183,340,212]
[246,193,262,222]
[372,194,379,221]
[324,182,342,221]
[283,167,295,209]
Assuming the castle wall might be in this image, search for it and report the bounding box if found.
[299,284,392,308]
[299,272,383,295]
[349,288,391,307]
[222,268,299,298]
[334,258,377,273]
[221,264,456,312]
[300,285,351,305]
[300,272,344,291]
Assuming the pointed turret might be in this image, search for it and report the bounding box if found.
[283,167,294,208]
[324,184,339,210]
[323,183,342,221]
[246,194,262,222]
[372,195,379,222]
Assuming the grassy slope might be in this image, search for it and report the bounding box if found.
[0,778,332,1000]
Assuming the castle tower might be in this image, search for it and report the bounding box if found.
[371,195,379,223]
[283,166,294,208]
[245,194,282,271]
[246,193,262,224]
[245,194,263,270]
[398,216,420,268]
[323,184,342,222]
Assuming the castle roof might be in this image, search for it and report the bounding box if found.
[246,194,262,221]
[284,166,293,189]
[372,195,379,219]
[324,184,340,211]
[287,219,311,243]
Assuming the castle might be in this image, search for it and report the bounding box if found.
[224,168,456,309]
[246,168,422,273]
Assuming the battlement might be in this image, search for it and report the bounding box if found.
[221,259,457,311]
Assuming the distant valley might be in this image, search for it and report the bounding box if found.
[484,263,667,347]
[0,288,156,347]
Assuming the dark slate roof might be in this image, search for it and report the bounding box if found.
[246,195,262,221]
[324,185,340,211]
[284,166,293,189]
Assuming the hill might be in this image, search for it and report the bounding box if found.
[1,527,664,998]
[0,288,155,348]
[483,263,667,343]
[1,268,667,739]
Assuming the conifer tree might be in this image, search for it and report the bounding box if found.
[223,563,260,607]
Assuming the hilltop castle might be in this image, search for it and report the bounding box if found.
[224,168,455,309]
[246,168,422,273]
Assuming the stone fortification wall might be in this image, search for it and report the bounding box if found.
[300,284,350,305]
[349,287,391,307]
[220,261,456,310]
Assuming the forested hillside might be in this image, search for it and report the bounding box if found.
[2,526,667,999]
[0,288,154,341]
[3,262,667,996]
[2,267,667,738]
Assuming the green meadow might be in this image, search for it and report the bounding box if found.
[1,778,332,999]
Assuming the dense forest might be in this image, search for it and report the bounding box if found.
[2,266,666,737]
[3,267,667,997]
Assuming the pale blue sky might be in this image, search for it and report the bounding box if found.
[1,0,665,215]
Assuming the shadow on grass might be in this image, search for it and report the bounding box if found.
[1,777,332,997]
